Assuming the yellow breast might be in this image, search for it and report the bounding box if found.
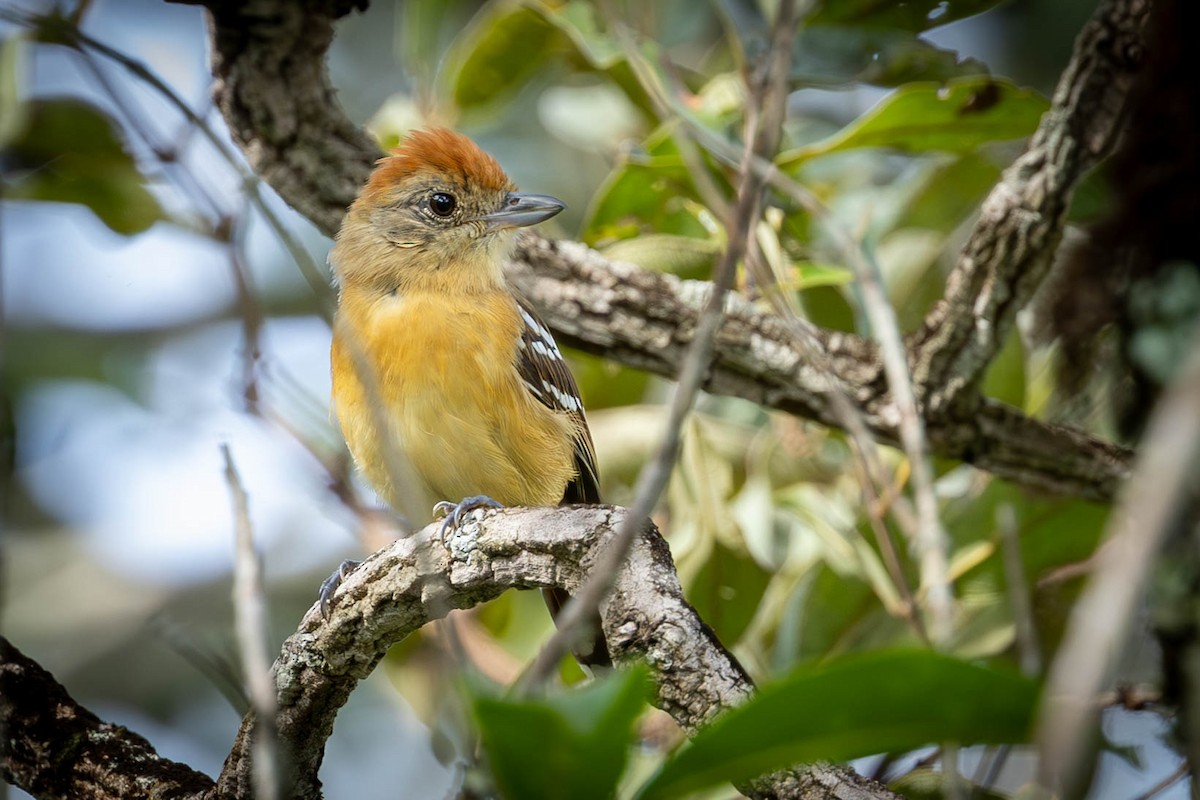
[331,287,579,521]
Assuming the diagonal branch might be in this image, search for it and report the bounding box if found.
[2,507,900,800]
[910,0,1153,414]
[0,637,214,800]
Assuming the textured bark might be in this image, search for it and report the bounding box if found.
[509,237,1131,500]
[911,0,1153,413]
[0,637,214,800]
[218,506,897,800]
[2,510,899,800]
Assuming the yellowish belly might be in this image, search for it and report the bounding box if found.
[331,290,578,521]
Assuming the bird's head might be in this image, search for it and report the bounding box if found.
[332,128,565,294]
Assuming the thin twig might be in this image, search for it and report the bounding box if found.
[998,503,1042,676]
[228,213,265,415]
[514,0,801,693]
[221,444,279,800]
[1131,763,1190,800]
[1037,323,1200,795]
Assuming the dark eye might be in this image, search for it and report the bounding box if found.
[429,192,457,217]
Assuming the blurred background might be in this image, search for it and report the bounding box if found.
[1,0,1191,797]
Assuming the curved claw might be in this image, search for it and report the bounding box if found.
[434,495,504,538]
[318,558,362,619]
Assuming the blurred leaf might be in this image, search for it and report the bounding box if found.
[583,124,721,246]
[3,97,162,234]
[687,540,772,646]
[982,327,1026,409]
[720,0,996,86]
[888,153,1001,234]
[443,2,561,112]
[790,25,989,87]
[602,233,720,278]
[778,78,1048,167]
[811,0,1008,32]
[1,35,27,148]
[794,262,854,290]
[473,666,648,800]
[443,0,657,118]
[636,651,1037,800]
[779,567,872,663]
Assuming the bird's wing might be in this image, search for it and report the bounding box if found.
[513,296,601,504]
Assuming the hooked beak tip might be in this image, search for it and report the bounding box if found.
[481,192,565,231]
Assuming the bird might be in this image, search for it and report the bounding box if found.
[325,127,609,666]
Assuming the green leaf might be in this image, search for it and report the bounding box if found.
[443,2,561,112]
[687,540,772,646]
[3,97,163,234]
[601,233,720,278]
[442,0,657,117]
[982,327,1026,409]
[810,0,1009,33]
[582,124,720,246]
[473,667,648,800]
[778,78,1048,168]
[795,262,855,290]
[790,25,990,87]
[636,650,1037,800]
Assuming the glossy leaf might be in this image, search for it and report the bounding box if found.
[636,650,1037,800]
[3,98,162,234]
[778,78,1048,167]
[473,666,648,800]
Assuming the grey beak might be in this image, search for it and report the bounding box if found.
[480,192,565,231]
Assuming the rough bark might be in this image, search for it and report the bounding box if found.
[3,508,899,800]
[910,0,1153,413]
[0,637,214,800]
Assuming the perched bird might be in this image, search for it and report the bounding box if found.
[327,128,608,665]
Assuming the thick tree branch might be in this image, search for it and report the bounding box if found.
[2,510,899,800]
[224,506,898,800]
[0,637,214,800]
[508,237,1131,501]
[911,0,1152,413]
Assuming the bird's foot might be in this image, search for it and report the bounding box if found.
[434,495,503,538]
[318,558,362,620]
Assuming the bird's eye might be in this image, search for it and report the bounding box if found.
[429,192,457,217]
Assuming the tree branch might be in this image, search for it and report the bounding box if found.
[911,0,1152,413]
[221,506,897,800]
[1,510,900,800]
[0,636,214,800]
[508,236,1131,501]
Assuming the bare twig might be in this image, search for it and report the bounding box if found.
[998,503,1042,677]
[1037,323,1200,795]
[221,444,279,800]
